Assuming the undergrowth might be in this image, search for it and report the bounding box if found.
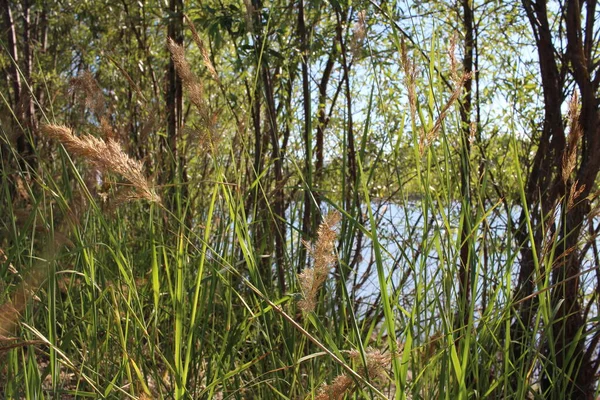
[0,12,596,400]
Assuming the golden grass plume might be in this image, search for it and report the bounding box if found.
[314,347,394,400]
[563,90,582,184]
[297,211,341,313]
[167,36,219,152]
[69,71,105,117]
[167,38,213,128]
[351,10,367,58]
[41,124,160,204]
[184,14,220,83]
[400,39,417,129]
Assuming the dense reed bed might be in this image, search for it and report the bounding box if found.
[1,2,600,399]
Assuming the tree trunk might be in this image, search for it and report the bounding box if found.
[299,0,314,273]
[457,0,474,329]
[163,0,184,211]
[513,1,600,397]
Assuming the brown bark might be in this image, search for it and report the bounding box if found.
[239,0,287,291]
[261,46,286,293]
[511,0,567,377]
[335,9,364,276]
[513,1,600,397]
[163,0,184,211]
[336,10,357,213]
[1,0,36,173]
[298,0,314,272]
[1,0,21,107]
[315,54,335,188]
[457,0,474,326]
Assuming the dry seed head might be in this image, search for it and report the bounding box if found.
[184,15,220,83]
[562,91,582,183]
[469,121,477,144]
[99,116,116,140]
[416,34,474,154]
[567,181,586,211]
[540,206,559,258]
[448,34,460,83]
[400,39,417,126]
[167,38,217,150]
[313,346,394,400]
[351,10,367,57]
[349,347,392,381]
[167,39,211,123]
[41,124,160,204]
[70,71,105,116]
[167,38,204,109]
[314,374,354,400]
[424,71,474,153]
[297,211,341,313]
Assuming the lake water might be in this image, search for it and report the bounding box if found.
[331,201,600,323]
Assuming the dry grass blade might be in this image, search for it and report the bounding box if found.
[0,338,45,353]
[41,124,160,204]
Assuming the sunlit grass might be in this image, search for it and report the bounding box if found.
[0,16,593,400]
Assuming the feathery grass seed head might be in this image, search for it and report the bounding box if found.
[313,346,394,400]
[314,374,354,400]
[167,37,219,151]
[563,91,582,183]
[41,124,160,204]
[297,211,341,313]
[349,347,391,381]
[69,71,105,117]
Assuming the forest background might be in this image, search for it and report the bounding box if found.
[1,0,600,399]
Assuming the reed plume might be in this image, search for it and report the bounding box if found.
[69,70,105,117]
[314,347,393,400]
[424,36,474,153]
[167,36,219,152]
[167,38,212,129]
[184,14,220,83]
[297,211,341,313]
[563,91,581,183]
[41,124,160,204]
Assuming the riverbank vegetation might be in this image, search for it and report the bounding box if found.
[1,0,600,398]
